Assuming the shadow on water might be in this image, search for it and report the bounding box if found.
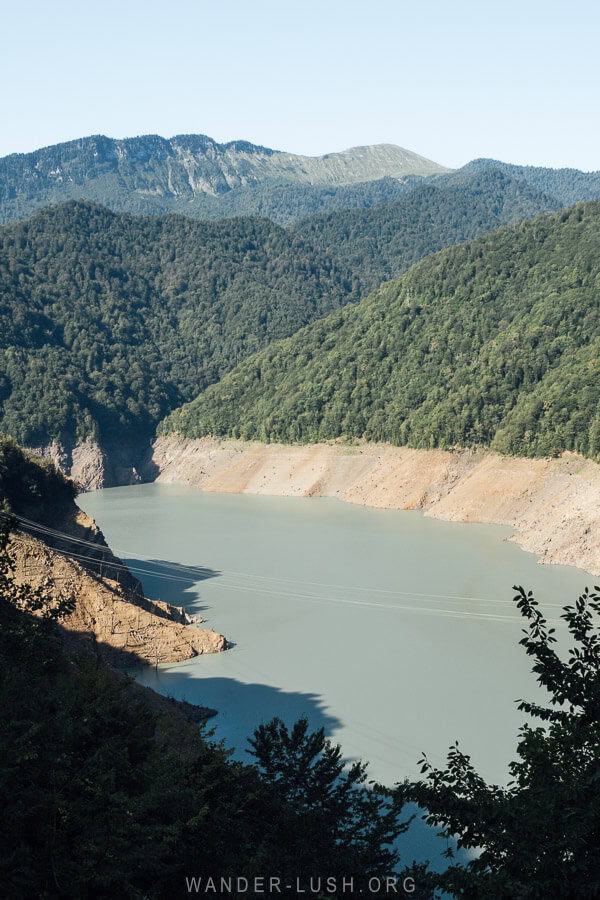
[122,557,220,614]
[133,663,471,873]
[133,665,342,737]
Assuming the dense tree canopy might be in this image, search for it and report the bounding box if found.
[0,172,566,453]
[464,157,600,208]
[0,202,358,448]
[293,169,561,293]
[162,203,600,460]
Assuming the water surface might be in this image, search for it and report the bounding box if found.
[81,484,589,864]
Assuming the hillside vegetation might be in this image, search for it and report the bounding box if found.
[0,202,357,448]
[161,203,600,460]
[0,171,574,453]
[464,157,600,207]
[293,169,561,292]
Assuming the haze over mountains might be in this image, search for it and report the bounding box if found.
[0,134,449,223]
[1,133,599,227]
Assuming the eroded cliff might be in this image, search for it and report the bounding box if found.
[9,496,226,666]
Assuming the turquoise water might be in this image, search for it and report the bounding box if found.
[81,484,589,865]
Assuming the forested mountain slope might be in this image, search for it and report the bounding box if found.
[464,158,600,207]
[0,174,566,458]
[164,174,423,226]
[0,202,357,449]
[293,169,562,292]
[0,133,448,223]
[3,180,598,472]
[161,203,600,460]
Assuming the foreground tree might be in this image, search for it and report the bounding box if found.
[397,585,600,898]
[1,504,431,898]
[248,717,430,895]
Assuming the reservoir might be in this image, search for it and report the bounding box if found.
[81,484,589,864]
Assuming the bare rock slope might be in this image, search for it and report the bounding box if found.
[10,503,226,666]
[0,134,449,221]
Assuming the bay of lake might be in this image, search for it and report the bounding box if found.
[81,484,589,866]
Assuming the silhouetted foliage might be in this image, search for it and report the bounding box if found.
[248,716,410,881]
[395,583,600,897]
[0,436,77,519]
[0,498,419,897]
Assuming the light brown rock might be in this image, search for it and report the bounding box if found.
[10,531,226,666]
[150,436,600,577]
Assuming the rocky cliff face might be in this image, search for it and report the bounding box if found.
[30,438,148,492]
[10,496,227,666]
[0,134,449,221]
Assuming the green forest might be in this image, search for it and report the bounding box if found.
[293,168,561,292]
[0,169,569,453]
[0,202,359,447]
[162,203,600,460]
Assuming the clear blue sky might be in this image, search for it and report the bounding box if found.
[2,0,598,170]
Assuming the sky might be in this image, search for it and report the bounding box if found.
[1,0,598,170]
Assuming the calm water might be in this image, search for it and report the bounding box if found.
[81,484,589,865]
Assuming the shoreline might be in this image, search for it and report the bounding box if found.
[145,435,600,578]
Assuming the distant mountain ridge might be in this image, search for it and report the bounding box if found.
[463,158,600,206]
[1,161,596,472]
[0,133,449,223]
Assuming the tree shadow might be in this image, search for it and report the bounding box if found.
[132,665,342,744]
[131,663,471,872]
[121,557,220,614]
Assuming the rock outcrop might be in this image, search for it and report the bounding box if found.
[10,530,226,666]
[0,134,450,222]
[30,439,145,491]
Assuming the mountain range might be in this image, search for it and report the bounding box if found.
[2,133,599,227]
[1,133,600,479]
[1,162,589,459]
[0,134,449,223]
[162,202,600,460]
